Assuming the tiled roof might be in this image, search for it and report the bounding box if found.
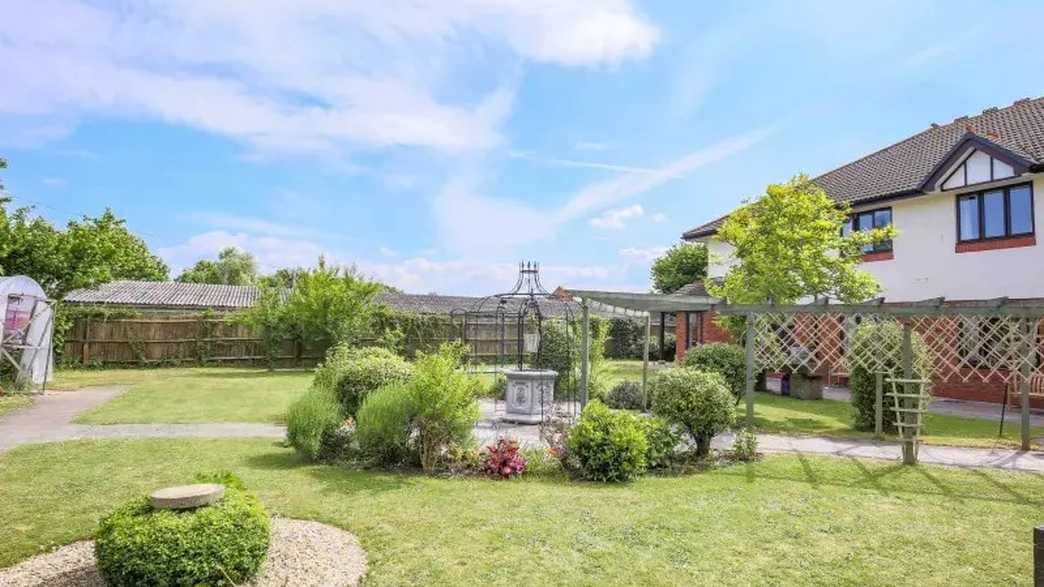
[672,281,712,297]
[683,96,1044,239]
[63,280,609,319]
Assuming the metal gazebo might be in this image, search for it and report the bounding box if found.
[452,262,583,423]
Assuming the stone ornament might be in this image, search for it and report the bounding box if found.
[149,483,226,510]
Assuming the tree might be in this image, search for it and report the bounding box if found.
[709,174,893,305]
[0,199,167,298]
[651,243,707,294]
[177,247,257,285]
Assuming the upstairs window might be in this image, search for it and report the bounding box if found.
[956,183,1034,242]
[843,207,893,253]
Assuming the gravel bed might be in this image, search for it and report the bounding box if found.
[0,518,367,587]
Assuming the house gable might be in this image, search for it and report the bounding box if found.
[921,133,1033,192]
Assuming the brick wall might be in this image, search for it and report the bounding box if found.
[675,309,734,362]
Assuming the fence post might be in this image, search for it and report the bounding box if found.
[874,372,884,439]
[1035,525,1044,586]
[901,321,916,465]
[744,312,756,427]
[580,302,590,410]
[1021,318,1033,451]
[642,312,651,411]
[81,318,91,365]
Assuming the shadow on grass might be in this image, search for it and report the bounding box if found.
[713,455,1044,507]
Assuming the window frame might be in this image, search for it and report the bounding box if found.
[846,206,893,253]
[955,181,1035,243]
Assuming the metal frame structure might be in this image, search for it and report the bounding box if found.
[0,276,55,393]
[453,262,585,422]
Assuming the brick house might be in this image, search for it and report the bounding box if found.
[679,97,1044,403]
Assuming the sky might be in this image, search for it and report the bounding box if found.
[2,0,1044,295]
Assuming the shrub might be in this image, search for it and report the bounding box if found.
[286,384,344,461]
[356,383,416,467]
[639,416,680,469]
[483,437,527,479]
[95,482,270,586]
[484,374,507,399]
[355,344,481,472]
[318,418,355,463]
[314,345,412,416]
[650,369,735,457]
[567,401,648,482]
[681,342,746,403]
[605,317,676,361]
[536,318,609,400]
[732,426,758,462]
[408,346,481,473]
[605,380,646,410]
[849,321,932,434]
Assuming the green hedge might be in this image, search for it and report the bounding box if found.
[849,321,932,434]
[681,342,746,403]
[567,401,648,482]
[313,345,412,416]
[95,477,270,586]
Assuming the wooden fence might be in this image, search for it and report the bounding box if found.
[62,313,668,367]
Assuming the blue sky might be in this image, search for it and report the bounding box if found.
[2,0,1044,294]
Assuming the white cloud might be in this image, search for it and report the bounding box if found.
[189,212,336,241]
[509,150,676,176]
[2,0,658,154]
[619,246,668,262]
[379,247,399,258]
[358,257,617,295]
[157,230,330,275]
[590,205,644,230]
[650,212,667,223]
[432,126,771,254]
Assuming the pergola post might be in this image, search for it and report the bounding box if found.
[744,312,755,426]
[1021,317,1033,451]
[580,301,590,409]
[642,312,651,411]
[659,312,666,362]
[901,321,916,465]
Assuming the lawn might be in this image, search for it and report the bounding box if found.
[0,438,1039,585]
[749,392,1042,449]
[0,394,33,418]
[63,368,313,424]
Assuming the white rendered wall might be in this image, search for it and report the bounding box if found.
[855,174,1043,301]
[695,173,1044,301]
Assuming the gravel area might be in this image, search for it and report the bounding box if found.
[0,518,367,587]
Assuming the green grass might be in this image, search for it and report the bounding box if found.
[64,368,313,425]
[0,438,1040,585]
[0,394,33,417]
[748,392,1042,449]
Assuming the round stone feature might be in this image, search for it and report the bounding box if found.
[149,483,225,510]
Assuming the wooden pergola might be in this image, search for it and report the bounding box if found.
[564,289,718,409]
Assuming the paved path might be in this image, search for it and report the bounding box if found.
[3,390,1043,473]
[0,387,283,453]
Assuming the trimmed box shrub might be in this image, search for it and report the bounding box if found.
[681,342,746,403]
[314,345,412,416]
[639,416,680,469]
[95,478,270,586]
[650,368,735,457]
[605,380,645,411]
[567,401,648,482]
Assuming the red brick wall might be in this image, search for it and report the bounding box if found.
[675,310,734,363]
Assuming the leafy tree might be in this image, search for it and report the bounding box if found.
[709,175,893,305]
[233,259,390,366]
[0,200,167,298]
[651,243,707,294]
[177,247,257,285]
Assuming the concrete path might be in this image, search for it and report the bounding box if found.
[0,387,283,453]
[3,390,1043,473]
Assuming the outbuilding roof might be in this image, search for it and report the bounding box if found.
[63,280,614,319]
[683,96,1044,239]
